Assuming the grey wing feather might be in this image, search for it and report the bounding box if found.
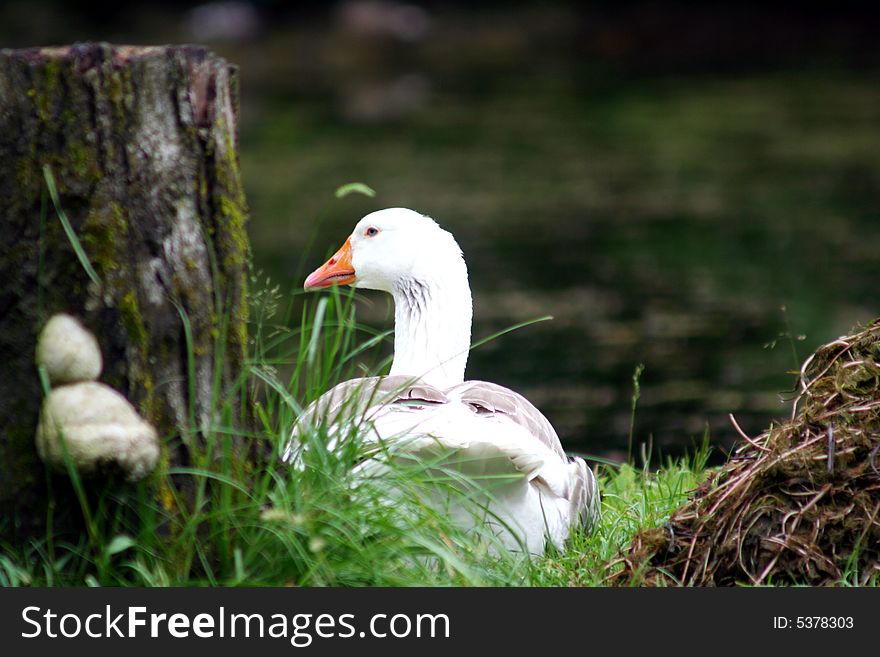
[448,380,567,460]
[284,375,448,461]
[569,456,601,532]
[449,379,600,532]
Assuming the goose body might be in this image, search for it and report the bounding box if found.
[286,208,599,553]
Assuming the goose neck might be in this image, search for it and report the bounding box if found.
[389,274,472,389]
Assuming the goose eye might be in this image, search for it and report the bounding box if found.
[365,226,379,237]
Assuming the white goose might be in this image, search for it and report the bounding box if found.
[286,208,599,553]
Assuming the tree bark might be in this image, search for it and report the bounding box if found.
[0,43,250,542]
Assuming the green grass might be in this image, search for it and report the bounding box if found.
[525,450,708,586]
[0,270,709,587]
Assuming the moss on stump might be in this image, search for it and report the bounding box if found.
[0,43,251,542]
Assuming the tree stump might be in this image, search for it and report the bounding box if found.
[0,43,250,542]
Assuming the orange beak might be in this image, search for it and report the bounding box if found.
[304,237,357,290]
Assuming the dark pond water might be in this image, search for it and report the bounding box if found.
[231,7,880,463]
[222,7,877,463]
[4,3,877,463]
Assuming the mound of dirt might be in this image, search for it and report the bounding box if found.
[613,321,880,586]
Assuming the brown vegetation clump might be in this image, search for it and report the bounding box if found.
[613,322,880,586]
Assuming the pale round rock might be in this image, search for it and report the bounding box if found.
[36,313,103,385]
[35,381,159,481]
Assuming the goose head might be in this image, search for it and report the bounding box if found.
[304,208,463,293]
[304,208,473,389]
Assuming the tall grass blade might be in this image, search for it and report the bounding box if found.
[334,182,376,198]
[471,315,553,350]
[42,165,101,286]
[628,363,645,464]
